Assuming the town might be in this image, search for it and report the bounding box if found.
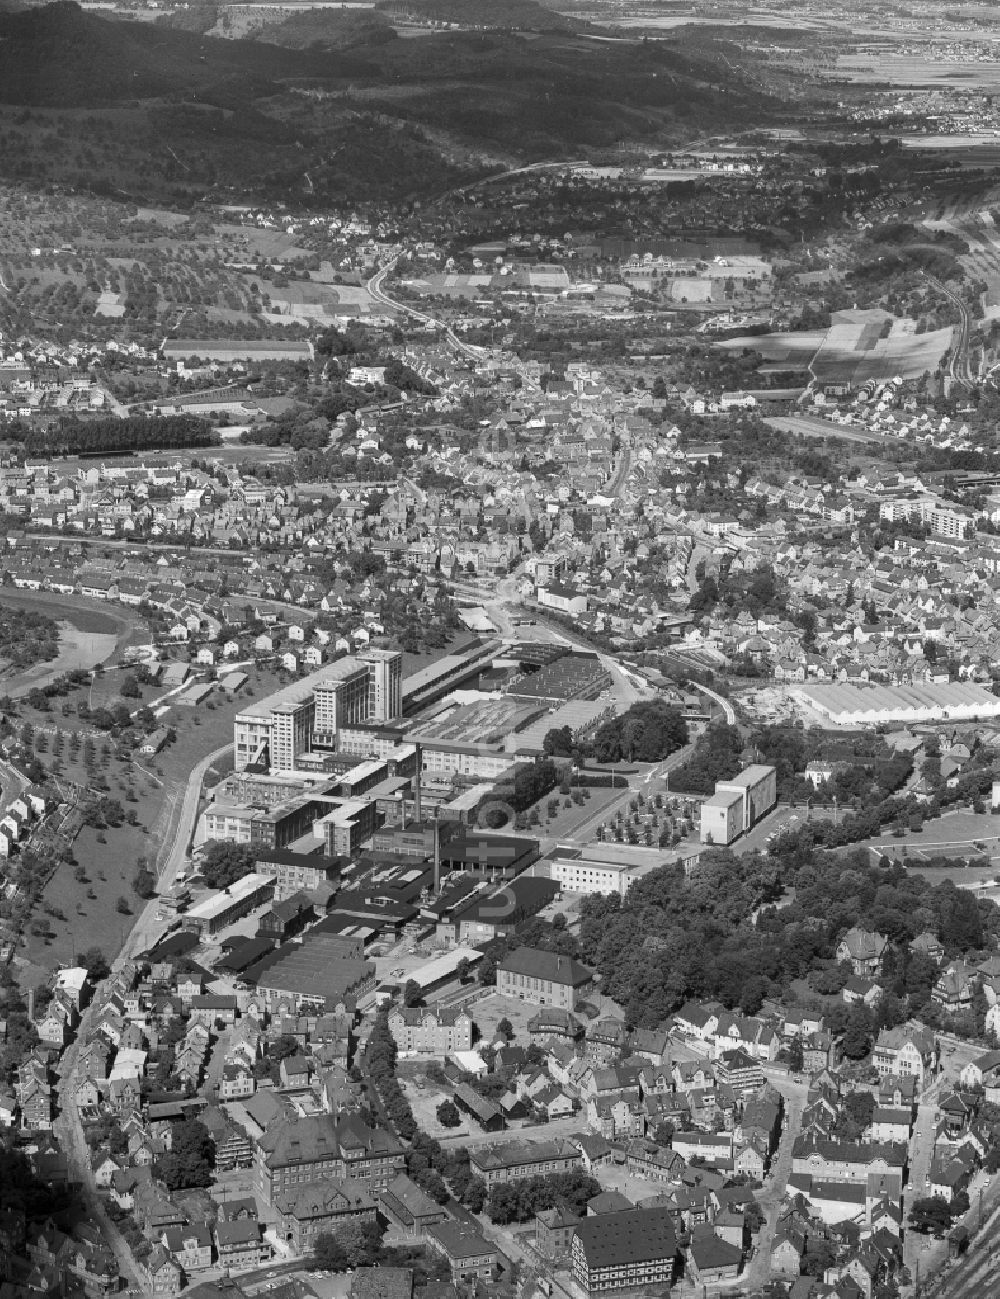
[9,1,1000,1299]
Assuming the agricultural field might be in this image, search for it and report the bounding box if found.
[0,186,329,349]
[719,309,952,388]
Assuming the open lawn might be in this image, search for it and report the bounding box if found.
[27,820,151,970]
[859,808,1000,862]
[9,664,280,978]
[528,784,628,840]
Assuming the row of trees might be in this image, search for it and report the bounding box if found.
[14,414,215,457]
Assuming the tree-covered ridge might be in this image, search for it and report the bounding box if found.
[568,846,997,1029]
[0,605,59,670]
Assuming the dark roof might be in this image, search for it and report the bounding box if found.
[453,1083,503,1125]
[379,1174,443,1227]
[217,936,276,974]
[269,894,315,924]
[254,847,342,871]
[427,1222,497,1261]
[690,1231,743,1269]
[138,931,200,962]
[498,947,593,987]
[574,1207,678,1269]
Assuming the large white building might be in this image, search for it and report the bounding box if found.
[545,847,661,898]
[700,764,777,846]
[794,681,1000,726]
[234,651,403,773]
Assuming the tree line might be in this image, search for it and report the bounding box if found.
[13,414,215,456]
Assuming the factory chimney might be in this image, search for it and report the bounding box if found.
[414,743,423,824]
[433,806,441,896]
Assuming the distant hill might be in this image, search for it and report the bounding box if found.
[0,1,783,203]
[159,3,398,50]
[375,0,578,31]
[243,7,397,49]
[0,0,360,104]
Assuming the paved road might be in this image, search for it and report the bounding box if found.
[52,743,232,1285]
[745,1069,808,1293]
[904,1080,942,1278]
[687,680,735,725]
[367,252,485,363]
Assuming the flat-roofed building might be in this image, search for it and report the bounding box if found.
[546,848,660,899]
[700,763,776,845]
[200,796,318,851]
[715,764,776,830]
[317,798,380,856]
[234,653,404,774]
[700,789,744,846]
[254,847,341,902]
[361,648,403,723]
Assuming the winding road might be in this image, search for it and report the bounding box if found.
[366,252,486,364]
[926,273,974,389]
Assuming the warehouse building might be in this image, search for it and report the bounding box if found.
[184,873,276,936]
[794,681,1000,726]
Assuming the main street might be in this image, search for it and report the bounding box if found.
[52,742,232,1288]
[744,1068,808,1293]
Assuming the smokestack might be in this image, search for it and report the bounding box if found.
[27,987,34,1023]
[400,793,407,830]
[433,806,441,897]
[414,743,422,824]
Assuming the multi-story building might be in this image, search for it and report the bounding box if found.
[200,797,318,851]
[701,764,777,846]
[318,798,380,856]
[571,1208,678,1297]
[546,851,657,899]
[254,1113,405,1207]
[426,1223,498,1282]
[234,652,403,774]
[872,1023,936,1089]
[274,1180,377,1255]
[362,647,403,723]
[214,1219,266,1271]
[470,1139,582,1189]
[254,848,341,901]
[379,1173,449,1239]
[387,1006,473,1057]
[496,947,594,1010]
